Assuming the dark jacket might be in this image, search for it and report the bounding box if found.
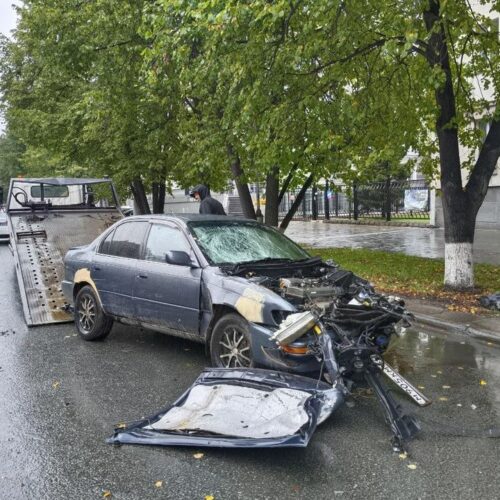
[190,185,226,215]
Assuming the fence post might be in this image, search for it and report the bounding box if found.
[312,185,318,220]
[385,177,391,221]
[302,190,307,219]
[324,180,330,220]
[353,182,359,221]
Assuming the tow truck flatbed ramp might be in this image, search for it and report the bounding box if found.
[7,178,123,326]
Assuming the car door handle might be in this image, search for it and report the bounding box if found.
[137,274,148,279]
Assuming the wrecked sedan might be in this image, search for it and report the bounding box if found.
[62,215,405,375]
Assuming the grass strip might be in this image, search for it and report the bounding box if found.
[307,247,500,311]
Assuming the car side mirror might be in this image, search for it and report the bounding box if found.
[165,250,195,267]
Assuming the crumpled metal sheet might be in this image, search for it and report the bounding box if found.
[107,368,344,448]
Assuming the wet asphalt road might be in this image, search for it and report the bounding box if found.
[284,221,500,266]
[1,244,500,499]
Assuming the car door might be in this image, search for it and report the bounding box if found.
[92,220,148,318]
[133,222,201,334]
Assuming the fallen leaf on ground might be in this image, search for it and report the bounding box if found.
[52,381,60,389]
[205,496,214,500]
[431,375,437,378]
[154,481,163,488]
[457,403,462,407]
[407,464,417,470]
[471,404,477,410]
[417,386,425,390]
[116,422,126,429]
[437,370,443,374]
[438,397,449,401]
[102,491,112,498]
[480,380,487,386]
[399,452,408,460]
[442,385,451,389]
[457,367,464,370]
[193,452,204,459]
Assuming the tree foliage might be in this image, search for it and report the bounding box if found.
[1,0,500,286]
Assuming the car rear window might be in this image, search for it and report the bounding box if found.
[107,221,148,259]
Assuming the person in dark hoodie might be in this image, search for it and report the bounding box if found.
[189,184,227,215]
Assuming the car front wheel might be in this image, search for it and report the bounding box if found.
[75,285,113,341]
[210,313,254,368]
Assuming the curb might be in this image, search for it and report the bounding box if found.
[322,219,436,228]
[413,313,500,344]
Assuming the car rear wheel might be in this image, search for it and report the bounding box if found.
[210,313,254,368]
[75,285,113,341]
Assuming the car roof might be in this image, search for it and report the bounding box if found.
[125,214,258,224]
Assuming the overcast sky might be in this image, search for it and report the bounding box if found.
[0,1,20,39]
[0,1,21,133]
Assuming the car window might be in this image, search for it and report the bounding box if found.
[99,230,114,255]
[188,221,310,265]
[144,224,191,262]
[107,221,148,259]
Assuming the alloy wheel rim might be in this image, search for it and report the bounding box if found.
[78,295,96,333]
[219,327,251,367]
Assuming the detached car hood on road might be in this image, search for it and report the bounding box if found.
[108,368,344,448]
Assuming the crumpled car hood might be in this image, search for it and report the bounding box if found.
[107,368,344,448]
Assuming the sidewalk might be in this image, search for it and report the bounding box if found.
[284,220,500,265]
[405,297,500,343]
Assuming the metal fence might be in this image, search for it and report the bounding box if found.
[278,179,430,221]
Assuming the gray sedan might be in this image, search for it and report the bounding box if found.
[62,215,371,373]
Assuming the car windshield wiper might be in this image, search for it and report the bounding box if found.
[221,256,322,275]
[240,257,295,265]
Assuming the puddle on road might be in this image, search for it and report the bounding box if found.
[384,326,500,428]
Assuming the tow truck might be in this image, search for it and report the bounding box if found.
[6,177,123,325]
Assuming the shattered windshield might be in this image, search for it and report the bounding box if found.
[188,221,311,265]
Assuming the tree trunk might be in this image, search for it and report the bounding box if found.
[227,144,256,219]
[278,169,294,205]
[265,166,279,226]
[279,174,314,231]
[130,177,151,215]
[422,0,500,289]
[152,180,166,214]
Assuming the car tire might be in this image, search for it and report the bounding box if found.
[210,313,254,368]
[75,285,113,341]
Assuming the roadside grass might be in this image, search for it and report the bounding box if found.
[328,217,430,224]
[307,247,500,312]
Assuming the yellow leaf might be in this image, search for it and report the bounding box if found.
[439,397,448,401]
[116,423,126,429]
[442,385,451,389]
[399,452,408,460]
[52,381,60,389]
[102,491,112,498]
[480,380,487,386]
[193,452,204,459]
[417,386,425,390]
[407,464,417,470]
[155,481,163,488]
[205,496,215,500]
[437,370,442,375]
